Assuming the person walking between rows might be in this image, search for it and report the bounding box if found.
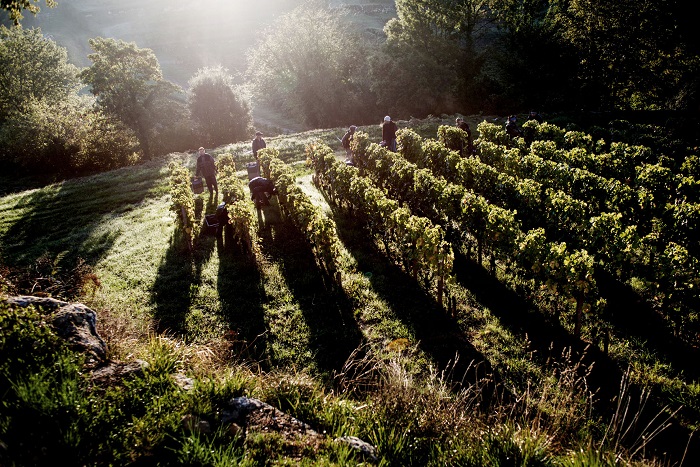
[341,125,357,164]
[528,110,543,123]
[455,117,473,155]
[381,115,398,152]
[196,146,218,200]
[505,115,522,138]
[252,131,266,159]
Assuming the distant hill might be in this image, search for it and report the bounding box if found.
[19,0,396,88]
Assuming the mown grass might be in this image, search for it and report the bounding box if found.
[1,118,698,465]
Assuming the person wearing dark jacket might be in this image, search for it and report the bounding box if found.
[341,125,357,162]
[195,147,218,199]
[455,117,473,155]
[381,116,398,152]
[248,176,276,207]
[252,131,266,159]
[528,110,543,123]
[505,115,522,138]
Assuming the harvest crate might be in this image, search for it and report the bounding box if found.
[203,214,219,235]
[191,177,204,194]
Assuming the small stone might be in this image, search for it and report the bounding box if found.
[335,436,378,462]
[228,422,243,437]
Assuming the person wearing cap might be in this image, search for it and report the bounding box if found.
[252,131,266,159]
[455,117,473,155]
[341,125,357,163]
[195,146,218,200]
[381,115,398,152]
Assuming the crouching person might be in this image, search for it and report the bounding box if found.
[248,176,277,207]
[215,202,229,237]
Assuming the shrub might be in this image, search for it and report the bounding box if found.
[0,96,139,175]
[537,122,567,147]
[188,65,252,147]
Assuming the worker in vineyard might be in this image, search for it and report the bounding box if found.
[505,115,522,138]
[195,146,218,200]
[528,110,543,123]
[381,115,398,152]
[248,176,277,207]
[341,125,357,163]
[455,117,473,155]
[252,131,266,159]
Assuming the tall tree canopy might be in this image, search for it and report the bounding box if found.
[376,0,489,116]
[485,0,575,111]
[245,4,374,127]
[0,0,55,25]
[552,0,699,111]
[0,25,79,122]
[188,65,251,147]
[0,28,138,175]
[80,38,183,157]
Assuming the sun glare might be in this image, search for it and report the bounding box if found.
[158,0,281,25]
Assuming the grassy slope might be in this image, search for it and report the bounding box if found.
[0,117,466,365]
[1,117,699,463]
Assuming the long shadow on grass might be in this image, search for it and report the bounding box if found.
[451,252,619,391]
[451,253,700,465]
[151,224,217,335]
[215,225,268,367]
[256,201,362,375]
[331,209,492,389]
[1,159,166,268]
[595,267,700,381]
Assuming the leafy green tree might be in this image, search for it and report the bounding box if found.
[374,0,489,116]
[0,25,79,123]
[0,94,139,174]
[245,4,374,127]
[80,37,183,157]
[552,0,699,111]
[486,0,576,111]
[0,0,54,25]
[188,65,251,147]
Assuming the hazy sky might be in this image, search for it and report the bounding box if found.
[22,0,307,84]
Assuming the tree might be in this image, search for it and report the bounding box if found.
[0,94,139,174]
[188,65,251,147]
[1,0,55,25]
[245,4,375,128]
[551,0,700,111]
[483,0,576,112]
[80,37,183,157]
[0,25,79,123]
[374,0,489,116]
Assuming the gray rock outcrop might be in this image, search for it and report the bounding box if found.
[3,295,107,364]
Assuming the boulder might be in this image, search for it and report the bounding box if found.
[335,435,378,462]
[3,295,107,364]
[220,396,377,462]
[222,396,321,440]
[90,359,148,386]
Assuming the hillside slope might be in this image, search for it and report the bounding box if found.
[1,117,698,465]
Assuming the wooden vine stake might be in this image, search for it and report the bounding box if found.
[437,256,444,307]
[574,292,584,339]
